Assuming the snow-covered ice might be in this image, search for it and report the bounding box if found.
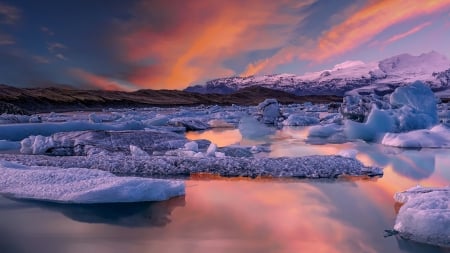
[393,186,449,247]
[0,160,185,203]
[0,153,383,179]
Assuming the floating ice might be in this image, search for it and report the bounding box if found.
[257,99,281,124]
[206,143,217,157]
[130,145,150,157]
[0,161,185,203]
[238,116,275,140]
[393,186,449,247]
[0,153,383,179]
[382,124,450,148]
[337,149,358,158]
[0,121,145,141]
[207,119,234,128]
[184,141,199,152]
[168,117,209,131]
[20,130,186,156]
[343,82,439,141]
[282,114,320,126]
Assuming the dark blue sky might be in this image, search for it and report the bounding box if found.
[0,0,449,90]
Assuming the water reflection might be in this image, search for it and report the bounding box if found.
[4,196,185,227]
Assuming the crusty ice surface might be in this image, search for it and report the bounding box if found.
[394,186,450,247]
[0,160,185,204]
[0,154,382,178]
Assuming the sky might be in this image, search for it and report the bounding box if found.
[0,0,449,91]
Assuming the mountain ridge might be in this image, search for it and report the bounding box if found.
[185,51,450,96]
[0,84,342,114]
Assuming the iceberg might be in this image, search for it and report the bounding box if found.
[393,186,449,247]
[257,99,282,125]
[0,161,185,204]
[343,82,439,141]
[282,114,320,126]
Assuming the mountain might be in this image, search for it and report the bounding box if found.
[0,85,341,114]
[185,51,450,96]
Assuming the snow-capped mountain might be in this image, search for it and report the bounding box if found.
[185,51,450,96]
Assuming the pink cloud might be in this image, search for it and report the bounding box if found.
[382,21,432,47]
[69,68,131,91]
[114,0,315,89]
[244,0,450,75]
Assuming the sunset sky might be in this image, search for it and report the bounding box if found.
[0,0,449,90]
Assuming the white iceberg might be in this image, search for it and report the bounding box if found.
[382,124,450,148]
[0,160,185,204]
[343,82,439,141]
[393,186,449,247]
[282,114,320,126]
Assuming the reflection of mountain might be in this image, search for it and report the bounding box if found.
[9,196,185,227]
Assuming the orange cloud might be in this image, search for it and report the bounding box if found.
[69,68,131,91]
[383,21,432,45]
[245,0,450,75]
[116,0,315,89]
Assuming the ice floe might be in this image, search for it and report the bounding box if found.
[20,130,187,156]
[393,186,449,247]
[0,160,185,203]
[0,154,383,179]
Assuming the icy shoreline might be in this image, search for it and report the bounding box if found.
[0,154,382,179]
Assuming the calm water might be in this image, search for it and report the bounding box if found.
[1,126,450,253]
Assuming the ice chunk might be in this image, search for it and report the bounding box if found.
[20,135,55,155]
[0,161,185,203]
[20,130,186,156]
[344,105,395,141]
[0,153,383,179]
[341,82,439,142]
[206,143,217,157]
[168,117,209,131]
[257,99,281,124]
[382,124,450,148]
[88,113,102,123]
[393,186,449,247]
[308,123,342,138]
[130,145,150,157]
[337,149,358,158]
[282,114,320,126]
[238,116,275,140]
[390,81,438,124]
[208,119,234,128]
[184,141,199,152]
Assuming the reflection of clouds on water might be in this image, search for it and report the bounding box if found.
[6,196,185,227]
